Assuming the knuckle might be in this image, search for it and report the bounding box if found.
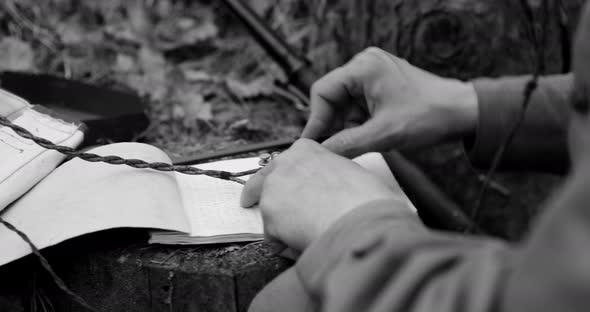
[363,46,385,55]
[310,79,322,95]
[350,53,384,78]
[312,65,346,94]
[294,138,323,154]
[293,138,313,149]
[332,134,354,151]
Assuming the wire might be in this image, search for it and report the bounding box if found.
[472,0,548,221]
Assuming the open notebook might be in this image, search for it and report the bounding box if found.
[0,142,415,267]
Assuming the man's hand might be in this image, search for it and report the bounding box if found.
[303,47,479,158]
[240,139,407,251]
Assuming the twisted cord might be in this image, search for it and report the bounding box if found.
[0,115,261,185]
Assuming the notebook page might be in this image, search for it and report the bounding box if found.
[354,153,417,213]
[0,143,190,266]
[0,107,84,211]
[176,153,415,239]
[176,157,263,237]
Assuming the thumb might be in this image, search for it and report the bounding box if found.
[321,119,386,158]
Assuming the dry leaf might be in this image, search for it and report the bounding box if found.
[172,104,186,120]
[126,0,152,40]
[179,91,213,121]
[103,23,143,45]
[251,0,276,15]
[124,47,168,100]
[138,46,166,73]
[57,22,84,45]
[183,69,211,82]
[154,17,219,50]
[0,37,35,71]
[114,54,136,72]
[226,76,276,98]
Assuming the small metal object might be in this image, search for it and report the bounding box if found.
[258,151,281,167]
[259,152,272,166]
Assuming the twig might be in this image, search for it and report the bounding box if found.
[2,0,59,52]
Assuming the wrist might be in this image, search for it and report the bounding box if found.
[447,80,479,140]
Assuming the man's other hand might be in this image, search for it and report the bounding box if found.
[302,47,479,158]
[240,139,405,251]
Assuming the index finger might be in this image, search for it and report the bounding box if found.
[240,162,275,208]
[301,65,359,139]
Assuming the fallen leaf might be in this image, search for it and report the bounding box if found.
[228,118,270,141]
[0,37,35,71]
[114,54,136,72]
[226,76,276,98]
[126,0,152,40]
[103,23,144,45]
[125,48,169,101]
[138,46,167,73]
[57,22,85,45]
[182,69,218,82]
[172,104,186,120]
[126,73,168,101]
[251,0,276,15]
[154,17,219,50]
[180,20,218,43]
[179,92,213,121]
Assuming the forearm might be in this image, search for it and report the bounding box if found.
[467,74,573,174]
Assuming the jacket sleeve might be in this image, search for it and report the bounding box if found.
[295,199,513,312]
[468,74,573,174]
[296,169,590,312]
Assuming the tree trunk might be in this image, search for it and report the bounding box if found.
[333,0,586,77]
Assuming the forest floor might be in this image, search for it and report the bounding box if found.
[0,0,331,159]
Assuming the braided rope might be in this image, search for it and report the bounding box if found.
[0,115,261,185]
